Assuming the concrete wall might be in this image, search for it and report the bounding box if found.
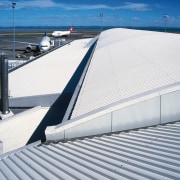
[161,90,180,123]
[112,96,160,132]
[9,93,60,107]
[46,90,180,141]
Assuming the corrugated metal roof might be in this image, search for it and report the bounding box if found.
[71,28,180,119]
[1,121,180,179]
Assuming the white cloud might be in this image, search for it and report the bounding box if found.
[121,2,151,11]
[131,17,140,21]
[0,0,151,12]
[60,2,151,12]
[0,0,56,9]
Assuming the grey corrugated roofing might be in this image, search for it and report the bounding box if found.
[1,121,180,179]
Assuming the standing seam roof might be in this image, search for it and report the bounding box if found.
[70,28,180,119]
[0,121,180,179]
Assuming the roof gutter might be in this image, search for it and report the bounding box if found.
[61,39,98,123]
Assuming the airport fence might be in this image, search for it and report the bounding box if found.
[8,60,27,70]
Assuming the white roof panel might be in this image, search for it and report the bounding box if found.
[9,39,92,98]
[0,107,49,153]
[71,28,180,119]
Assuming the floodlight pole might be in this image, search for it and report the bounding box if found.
[100,12,103,32]
[163,14,168,32]
[12,2,16,60]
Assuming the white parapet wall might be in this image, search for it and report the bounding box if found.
[0,106,49,154]
[45,88,180,141]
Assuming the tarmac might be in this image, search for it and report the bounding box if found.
[0,30,99,60]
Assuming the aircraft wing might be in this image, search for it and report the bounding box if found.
[1,40,39,46]
[14,41,39,46]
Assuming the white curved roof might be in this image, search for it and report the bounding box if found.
[9,39,92,98]
[71,28,180,119]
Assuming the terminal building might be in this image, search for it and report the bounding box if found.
[0,28,180,179]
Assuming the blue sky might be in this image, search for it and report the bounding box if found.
[0,0,180,27]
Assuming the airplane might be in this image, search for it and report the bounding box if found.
[52,26,74,37]
[15,32,52,53]
[1,32,53,53]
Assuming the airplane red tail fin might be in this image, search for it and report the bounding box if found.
[70,26,74,33]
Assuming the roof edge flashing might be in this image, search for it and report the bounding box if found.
[45,88,180,141]
[71,82,180,120]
